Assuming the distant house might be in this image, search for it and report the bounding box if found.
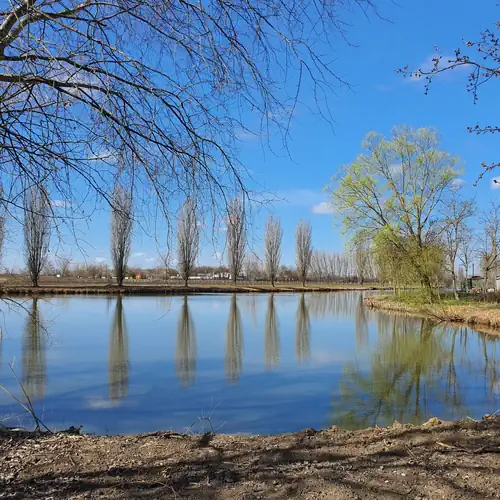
[211,272,231,280]
[467,275,483,291]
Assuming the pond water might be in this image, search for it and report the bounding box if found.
[0,292,499,435]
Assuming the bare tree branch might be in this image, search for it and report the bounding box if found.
[0,0,377,239]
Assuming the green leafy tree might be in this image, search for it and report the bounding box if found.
[328,126,459,301]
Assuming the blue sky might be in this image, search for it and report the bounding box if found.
[4,0,500,269]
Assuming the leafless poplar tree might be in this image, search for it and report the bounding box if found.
[177,198,200,287]
[55,255,72,276]
[226,198,246,284]
[110,184,133,286]
[24,186,51,287]
[296,220,313,286]
[441,194,475,298]
[459,238,476,292]
[310,250,325,282]
[245,254,263,282]
[479,202,500,292]
[0,0,375,234]
[265,215,283,286]
[0,193,5,268]
[354,239,371,285]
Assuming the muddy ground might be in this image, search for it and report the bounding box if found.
[1,418,500,499]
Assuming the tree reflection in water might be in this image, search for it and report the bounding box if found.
[225,294,243,383]
[354,293,368,350]
[264,294,280,370]
[108,296,129,403]
[295,294,310,363]
[334,312,500,429]
[22,298,46,401]
[175,296,197,386]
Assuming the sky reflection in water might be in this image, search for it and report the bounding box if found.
[0,292,499,435]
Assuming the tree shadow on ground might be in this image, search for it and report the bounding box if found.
[2,420,500,499]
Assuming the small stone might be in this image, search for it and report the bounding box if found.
[423,417,441,427]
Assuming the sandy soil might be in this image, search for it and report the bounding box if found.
[1,418,500,499]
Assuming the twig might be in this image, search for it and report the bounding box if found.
[187,416,215,435]
[484,408,500,419]
[0,363,53,433]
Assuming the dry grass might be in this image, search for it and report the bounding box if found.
[365,296,500,333]
[0,281,388,296]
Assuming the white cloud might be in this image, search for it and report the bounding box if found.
[50,200,71,208]
[95,257,107,263]
[145,257,156,263]
[491,177,500,190]
[131,252,146,258]
[311,201,334,215]
[87,397,121,409]
[451,178,466,190]
[212,252,223,262]
[235,128,259,142]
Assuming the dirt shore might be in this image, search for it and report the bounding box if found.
[365,296,500,333]
[1,417,500,499]
[0,283,386,297]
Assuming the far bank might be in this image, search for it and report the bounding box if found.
[0,283,388,297]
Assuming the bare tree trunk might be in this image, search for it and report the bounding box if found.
[464,260,469,293]
[451,270,459,300]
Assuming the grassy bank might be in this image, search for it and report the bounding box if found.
[0,282,387,296]
[1,417,499,499]
[365,294,500,331]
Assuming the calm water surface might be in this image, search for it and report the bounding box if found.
[0,292,499,435]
